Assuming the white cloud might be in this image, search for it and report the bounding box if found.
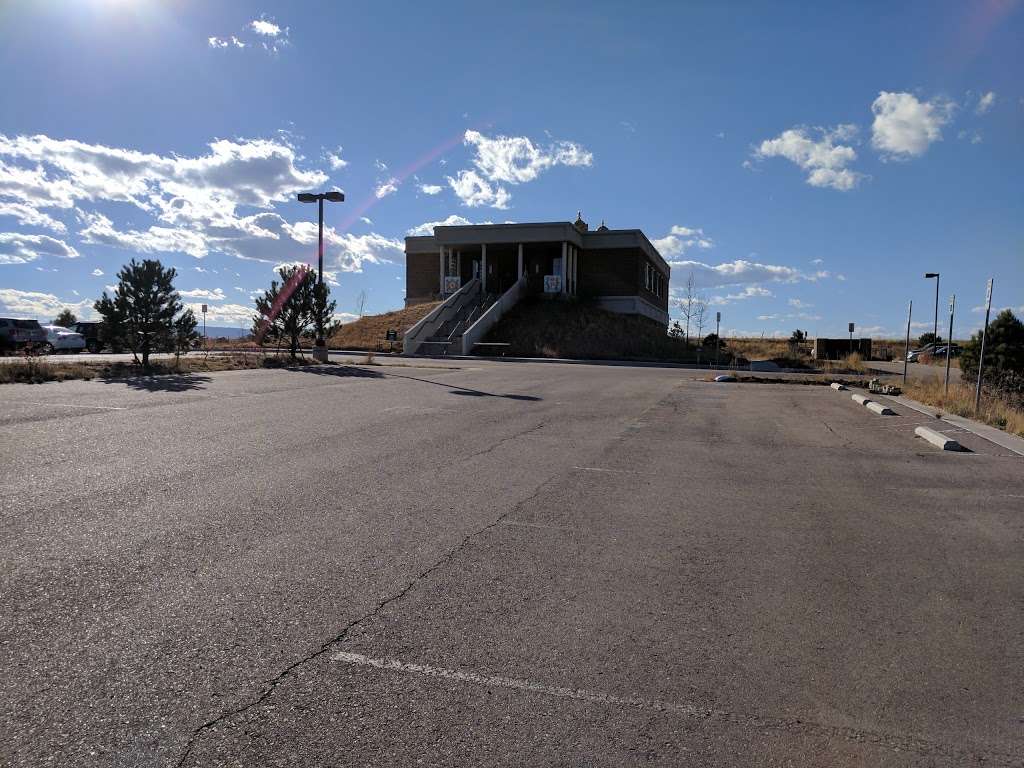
[91,268,103,276]
[326,148,348,170]
[208,36,245,49]
[375,178,399,199]
[79,212,209,259]
[419,183,443,195]
[651,225,714,258]
[709,285,774,305]
[406,214,481,236]
[870,91,955,160]
[463,129,592,184]
[788,298,813,308]
[0,288,95,320]
[182,301,254,325]
[0,201,67,233]
[976,91,996,115]
[0,232,79,264]
[179,287,226,300]
[359,216,373,225]
[669,258,826,291]
[752,124,864,190]
[444,130,592,209]
[211,16,287,54]
[249,18,281,36]
[446,170,511,209]
[374,159,388,172]
[810,258,824,265]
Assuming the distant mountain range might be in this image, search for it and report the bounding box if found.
[201,326,251,339]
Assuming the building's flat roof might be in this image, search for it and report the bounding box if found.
[405,221,669,274]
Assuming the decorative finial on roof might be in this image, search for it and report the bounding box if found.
[597,220,609,232]
[574,211,588,232]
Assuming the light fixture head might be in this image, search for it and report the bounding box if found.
[324,191,345,202]
[924,272,939,278]
[297,193,317,203]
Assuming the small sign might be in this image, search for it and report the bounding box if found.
[443,275,461,294]
[985,278,993,306]
[949,295,955,314]
[385,329,397,341]
[201,304,208,314]
[716,311,721,323]
[848,322,855,333]
[543,275,562,293]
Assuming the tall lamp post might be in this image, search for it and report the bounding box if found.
[924,272,940,346]
[298,190,345,362]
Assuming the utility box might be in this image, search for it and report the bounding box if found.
[812,337,872,360]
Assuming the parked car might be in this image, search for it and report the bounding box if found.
[0,317,47,354]
[41,325,86,354]
[74,321,123,353]
[933,344,961,357]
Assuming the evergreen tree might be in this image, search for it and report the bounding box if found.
[252,265,317,358]
[53,309,77,328]
[95,259,181,367]
[174,308,200,358]
[961,309,1024,379]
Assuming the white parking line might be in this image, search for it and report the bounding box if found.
[21,402,127,410]
[331,651,710,716]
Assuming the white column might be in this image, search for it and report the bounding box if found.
[517,243,523,279]
[439,247,445,295]
[481,243,487,293]
[561,241,568,296]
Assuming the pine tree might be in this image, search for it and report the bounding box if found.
[253,265,318,358]
[95,259,182,367]
[174,308,200,359]
[53,309,77,328]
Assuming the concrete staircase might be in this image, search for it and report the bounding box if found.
[418,292,496,356]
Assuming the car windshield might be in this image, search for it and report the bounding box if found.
[13,320,40,329]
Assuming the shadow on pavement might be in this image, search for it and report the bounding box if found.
[381,371,542,401]
[99,374,212,392]
[286,365,385,379]
[285,363,541,401]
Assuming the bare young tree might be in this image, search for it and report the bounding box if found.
[679,272,698,344]
[694,296,708,341]
[356,290,367,317]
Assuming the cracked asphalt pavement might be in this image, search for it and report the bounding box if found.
[1,360,1021,766]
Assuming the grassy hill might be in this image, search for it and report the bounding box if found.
[327,302,440,350]
[479,297,716,362]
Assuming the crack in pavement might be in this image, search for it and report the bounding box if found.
[467,421,546,459]
[174,473,557,767]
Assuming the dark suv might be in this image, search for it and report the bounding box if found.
[0,318,47,353]
[74,321,123,353]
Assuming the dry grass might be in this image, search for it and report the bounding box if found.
[327,303,441,350]
[0,352,318,385]
[726,338,802,361]
[822,352,866,374]
[903,378,1024,437]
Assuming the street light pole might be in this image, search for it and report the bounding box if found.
[925,272,939,345]
[298,190,344,362]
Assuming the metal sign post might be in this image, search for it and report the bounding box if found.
[848,322,854,355]
[201,304,207,352]
[944,294,955,396]
[974,279,993,413]
[714,311,721,367]
[902,300,912,387]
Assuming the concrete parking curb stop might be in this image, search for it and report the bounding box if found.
[851,393,871,405]
[915,426,963,451]
[830,382,846,390]
[866,401,895,416]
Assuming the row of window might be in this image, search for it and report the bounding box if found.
[643,261,665,298]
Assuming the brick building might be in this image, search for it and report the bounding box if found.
[404,214,670,326]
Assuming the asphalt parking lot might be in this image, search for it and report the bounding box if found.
[1,360,1021,766]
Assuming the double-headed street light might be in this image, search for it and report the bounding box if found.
[924,272,940,346]
[298,190,345,361]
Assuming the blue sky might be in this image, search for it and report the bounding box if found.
[0,0,1020,338]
